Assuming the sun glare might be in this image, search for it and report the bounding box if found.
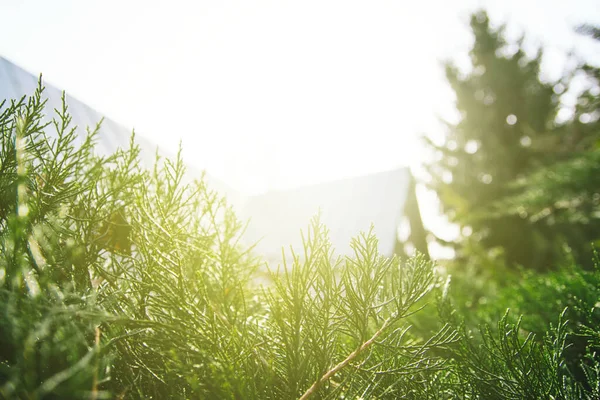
[0,0,473,249]
[101,1,453,195]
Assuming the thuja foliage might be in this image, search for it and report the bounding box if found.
[434,257,600,399]
[1,84,600,398]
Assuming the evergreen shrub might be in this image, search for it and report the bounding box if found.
[1,84,599,399]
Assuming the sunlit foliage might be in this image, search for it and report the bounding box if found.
[1,81,599,398]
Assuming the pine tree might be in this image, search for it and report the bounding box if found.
[490,24,600,266]
[425,11,561,270]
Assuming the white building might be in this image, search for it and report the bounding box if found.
[239,167,427,263]
[1,55,429,264]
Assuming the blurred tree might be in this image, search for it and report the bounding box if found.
[425,11,564,270]
[490,24,600,266]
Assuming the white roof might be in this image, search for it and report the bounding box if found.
[0,55,239,203]
[240,168,411,262]
[2,55,412,263]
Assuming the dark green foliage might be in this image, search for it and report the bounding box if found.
[426,252,600,398]
[489,149,600,267]
[482,258,600,387]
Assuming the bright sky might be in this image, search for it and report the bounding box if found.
[1,0,599,249]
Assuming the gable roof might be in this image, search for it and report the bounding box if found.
[0,55,240,203]
[240,168,411,261]
[1,55,417,263]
